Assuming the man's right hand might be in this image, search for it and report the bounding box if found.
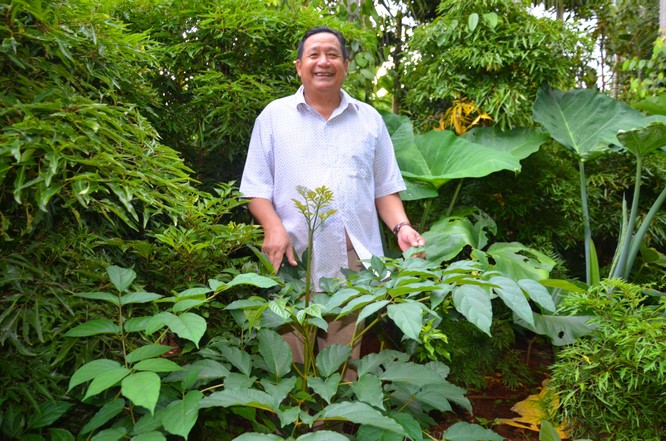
[247,197,298,273]
[262,226,297,273]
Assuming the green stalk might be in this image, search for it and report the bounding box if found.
[579,160,593,285]
[623,185,666,279]
[613,156,642,279]
[445,179,464,217]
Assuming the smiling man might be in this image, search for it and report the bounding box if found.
[239,26,424,370]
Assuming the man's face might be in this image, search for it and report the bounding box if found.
[296,32,349,96]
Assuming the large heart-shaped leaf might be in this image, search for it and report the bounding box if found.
[463,126,549,159]
[617,121,666,159]
[532,87,646,160]
[258,328,292,378]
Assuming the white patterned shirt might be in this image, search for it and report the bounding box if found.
[240,86,406,289]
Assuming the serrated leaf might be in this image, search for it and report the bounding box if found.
[351,373,384,410]
[80,398,125,435]
[121,292,162,305]
[69,359,121,391]
[133,358,182,373]
[316,344,352,377]
[160,390,202,438]
[307,373,341,404]
[130,432,166,441]
[220,346,252,376]
[64,319,121,337]
[84,367,131,400]
[258,329,291,378]
[453,285,492,336]
[490,276,534,327]
[126,344,174,363]
[121,372,160,414]
[74,291,119,305]
[386,301,423,342]
[443,421,503,441]
[319,401,406,435]
[518,279,556,313]
[107,266,136,293]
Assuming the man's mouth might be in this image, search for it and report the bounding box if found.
[314,72,334,77]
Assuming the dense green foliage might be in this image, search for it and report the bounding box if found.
[550,279,666,440]
[402,0,588,130]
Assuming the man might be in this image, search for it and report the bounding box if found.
[239,26,425,365]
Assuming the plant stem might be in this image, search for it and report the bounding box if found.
[624,185,666,278]
[579,160,593,285]
[445,179,464,217]
[613,156,642,279]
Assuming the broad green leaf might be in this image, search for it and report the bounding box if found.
[316,344,352,377]
[121,292,162,305]
[355,426,404,440]
[258,328,292,378]
[443,421,503,441]
[124,316,151,333]
[69,359,121,391]
[220,346,252,376]
[396,129,521,190]
[74,291,119,305]
[401,178,438,201]
[539,420,562,441]
[357,300,390,323]
[391,412,424,441]
[225,297,269,310]
[463,127,548,159]
[126,344,174,363]
[121,372,160,414]
[277,406,300,428]
[351,373,384,410]
[199,389,275,412]
[90,427,127,441]
[163,359,229,385]
[176,287,211,299]
[467,13,479,31]
[80,398,125,435]
[518,279,556,313]
[386,301,423,342]
[260,377,297,408]
[130,432,166,441]
[84,367,132,400]
[149,312,206,347]
[617,121,666,159]
[297,432,349,441]
[490,276,534,327]
[381,361,445,387]
[173,298,206,312]
[107,266,136,293]
[227,273,279,289]
[319,401,407,436]
[532,87,645,160]
[482,12,499,29]
[423,216,487,263]
[515,313,594,346]
[64,319,121,337]
[234,434,283,441]
[27,401,73,429]
[633,94,666,115]
[452,285,492,336]
[416,382,471,412]
[133,358,182,373]
[160,390,202,438]
[307,373,341,404]
[133,412,164,435]
[487,242,555,281]
[47,428,75,441]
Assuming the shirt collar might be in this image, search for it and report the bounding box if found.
[295,86,359,113]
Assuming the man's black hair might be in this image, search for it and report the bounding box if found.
[297,26,348,61]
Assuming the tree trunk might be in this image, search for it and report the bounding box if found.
[660,0,666,36]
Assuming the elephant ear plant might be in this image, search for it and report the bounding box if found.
[533,87,666,285]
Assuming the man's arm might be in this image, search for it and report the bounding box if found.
[247,197,297,272]
[375,193,426,252]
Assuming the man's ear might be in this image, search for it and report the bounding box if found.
[295,59,302,78]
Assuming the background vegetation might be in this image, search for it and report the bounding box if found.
[1,0,664,439]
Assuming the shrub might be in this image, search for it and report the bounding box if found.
[549,279,666,440]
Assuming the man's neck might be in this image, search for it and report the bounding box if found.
[303,89,341,120]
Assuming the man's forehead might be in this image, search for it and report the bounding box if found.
[303,34,341,52]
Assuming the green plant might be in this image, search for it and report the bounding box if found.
[533,87,666,285]
[549,279,666,440]
[64,265,278,439]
